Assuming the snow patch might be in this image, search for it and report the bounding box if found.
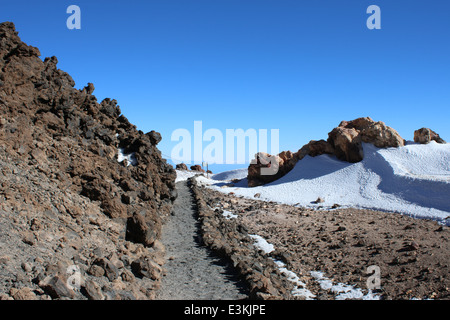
[273,260,315,300]
[175,169,202,183]
[222,210,238,220]
[249,234,315,299]
[212,168,248,181]
[117,148,137,167]
[249,234,275,254]
[310,271,380,300]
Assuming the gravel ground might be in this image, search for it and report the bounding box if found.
[155,181,248,300]
[201,187,450,300]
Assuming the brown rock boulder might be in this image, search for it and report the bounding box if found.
[190,165,205,172]
[328,117,405,163]
[131,256,163,280]
[296,139,335,160]
[248,152,293,187]
[176,163,188,170]
[39,275,76,299]
[9,287,37,300]
[414,128,446,144]
[328,127,364,163]
[336,117,405,148]
[248,140,335,187]
[125,212,160,247]
[83,279,105,300]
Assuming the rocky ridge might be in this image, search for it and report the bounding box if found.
[0,22,176,299]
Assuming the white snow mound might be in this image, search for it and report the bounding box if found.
[175,169,203,183]
[210,142,450,225]
[211,168,248,181]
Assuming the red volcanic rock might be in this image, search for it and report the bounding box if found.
[190,165,205,172]
[328,127,364,163]
[335,117,405,148]
[248,140,334,187]
[176,163,188,170]
[296,139,335,160]
[328,117,405,163]
[414,128,446,144]
[0,22,176,300]
[248,152,292,187]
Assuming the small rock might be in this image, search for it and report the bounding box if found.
[21,262,33,272]
[39,275,75,299]
[108,253,124,269]
[147,130,162,145]
[131,256,163,280]
[355,239,366,247]
[175,163,188,170]
[22,232,36,246]
[314,197,325,204]
[0,255,11,264]
[83,279,104,300]
[10,287,37,300]
[254,193,261,198]
[92,257,119,281]
[120,269,136,283]
[151,239,166,255]
[87,264,105,277]
[126,213,157,247]
[414,127,446,144]
[0,293,13,300]
[409,241,420,251]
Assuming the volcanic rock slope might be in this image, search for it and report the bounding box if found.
[0,22,177,300]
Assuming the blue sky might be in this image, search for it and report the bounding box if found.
[2,0,449,172]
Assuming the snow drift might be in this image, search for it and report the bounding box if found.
[206,141,450,225]
[211,168,248,181]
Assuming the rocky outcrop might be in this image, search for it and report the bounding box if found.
[248,151,294,188]
[248,140,335,187]
[328,126,364,163]
[0,22,175,299]
[190,165,205,172]
[296,139,335,159]
[414,128,446,144]
[248,117,405,187]
[175,163,188,170]
[328,117,405,163]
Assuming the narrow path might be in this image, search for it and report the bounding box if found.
[155,181,248,300]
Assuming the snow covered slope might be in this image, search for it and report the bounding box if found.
[209,142,450,225]
[211,168,248,181]
[175,170,202,183]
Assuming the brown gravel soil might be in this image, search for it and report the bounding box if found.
[201,187,450,300]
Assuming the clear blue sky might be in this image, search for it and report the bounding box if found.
[2,0,449,172]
